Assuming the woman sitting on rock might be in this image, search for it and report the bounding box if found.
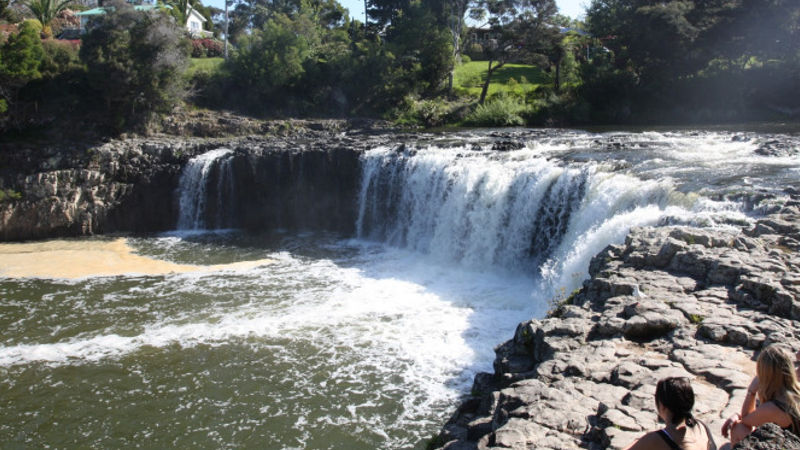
[722,344,800,445]
[625,377,716,450]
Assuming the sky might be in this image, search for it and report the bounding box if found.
[204,0,589,21]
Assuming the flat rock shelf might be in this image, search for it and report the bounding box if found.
[435,198,800,449]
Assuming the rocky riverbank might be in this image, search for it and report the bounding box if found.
[435,194,800,449]
[0,119,388,241]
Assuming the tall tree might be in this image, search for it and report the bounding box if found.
[473,0,559,104]
[365,0,409,29]
[0,21,43,123]
[80,0,188,131]
[166,0,195,25]
[24,0,73,37]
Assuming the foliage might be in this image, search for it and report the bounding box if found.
[187,56,223,76]
[40,38,81,78]
[228,12,311,99]
[190,38,223,57]
[80,0,189,132]
[464,93,527,126]
[165,0,195,25]
[454,61,546,98]
[24,0,73,38]
[383,1,453,96]
[583,0,800,121]
[393,97,468,128]
[469,0,561,103]
[0,0,10,21]
[0,188,22,202]
[227,0,345,45]
[0,21,43,83]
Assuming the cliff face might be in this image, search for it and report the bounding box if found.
[435,198,800,449]
[0,135,365,241]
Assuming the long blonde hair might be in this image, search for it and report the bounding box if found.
[757,344,800,421]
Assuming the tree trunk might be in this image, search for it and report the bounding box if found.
[479,60,503,104]
[554,59,561,92]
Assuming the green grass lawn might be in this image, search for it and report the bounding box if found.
[454,61,550,99]
[187,57,225,77]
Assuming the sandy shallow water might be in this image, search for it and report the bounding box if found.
[0,238,274,279]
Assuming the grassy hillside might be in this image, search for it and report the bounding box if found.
[453,61,550,99]
[187,57,225,77]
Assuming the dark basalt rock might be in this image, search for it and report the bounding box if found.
[0,130,368,241]
[734,423,800,450]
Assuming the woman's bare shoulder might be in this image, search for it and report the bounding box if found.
[623,430,669,450]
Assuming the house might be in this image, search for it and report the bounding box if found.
[75,2,163,32]
[75,0,212,37]
[185,7,212,38]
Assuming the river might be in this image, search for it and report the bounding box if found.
[1,129,798,448]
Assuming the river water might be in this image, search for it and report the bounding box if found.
[1,129,798,448]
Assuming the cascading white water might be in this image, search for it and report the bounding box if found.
[356,143,745,300]
[176,148,234,230]
[3,130,796,449]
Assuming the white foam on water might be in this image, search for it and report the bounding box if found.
[0,243,537,427]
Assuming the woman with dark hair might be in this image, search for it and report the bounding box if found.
[721,344,800,445]
[624,377,716,450]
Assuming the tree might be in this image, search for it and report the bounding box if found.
[472,0,559,104]
[165,0,195,25]
[365,0,409,29]
[1,0,10,21]
[24,0,73,37]
[227,11,311,101]
[0,21,44,122]
[80,0,189,131]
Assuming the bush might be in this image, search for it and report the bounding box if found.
[40,38,81,78]
[190,39,206,57]
[464,42,484,60]
[199,39,222,57]
[394,97,448,128]
[464,94,527,126]
[190,39,223,58]
[80,0,189,132]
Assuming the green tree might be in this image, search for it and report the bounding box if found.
[24,0,73,37]
[472,0,560,104]
[385,1,452,96]
[228,12,311,100]
[0,21,44,122]
[0,0,10,21]
[80,0,189,131]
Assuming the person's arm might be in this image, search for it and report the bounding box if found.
[741,377,759,417]
[740,402,793,429]
[723,377,760,438]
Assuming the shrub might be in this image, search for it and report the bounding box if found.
[80,0,189,132]
[40,38,81,78]
[464,94,527,127]
[394,97,448,128]
[199,38,222,57]
[190,39,206,57]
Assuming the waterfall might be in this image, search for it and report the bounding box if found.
[176,148,235,230]
[355,144,735,297]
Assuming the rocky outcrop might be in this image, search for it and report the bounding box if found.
[0,139,217,240]
[735,423,800,449]
[0,124,375,241]
[436,198,800,449]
